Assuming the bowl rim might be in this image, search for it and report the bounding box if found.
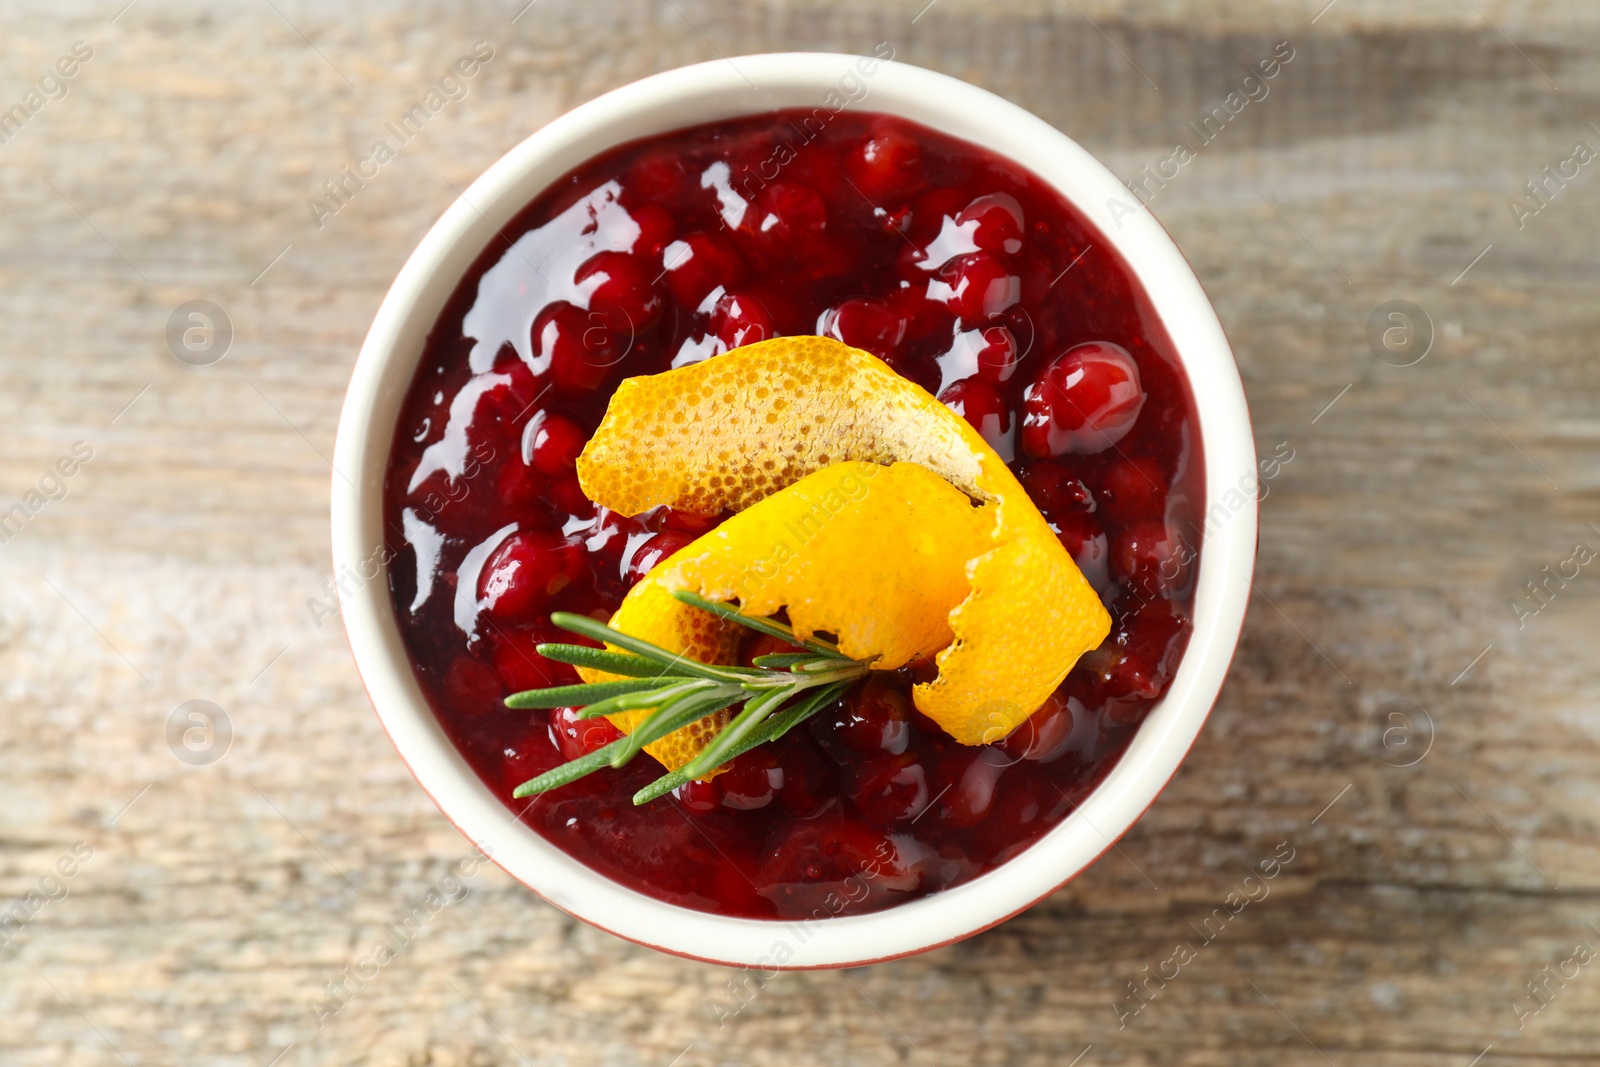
[331,50,1257,969]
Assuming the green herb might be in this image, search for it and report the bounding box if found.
[507,591,871,805]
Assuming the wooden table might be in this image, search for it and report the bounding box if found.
[3,1,1597,1063]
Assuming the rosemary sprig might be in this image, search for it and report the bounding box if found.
[507,592,870,804]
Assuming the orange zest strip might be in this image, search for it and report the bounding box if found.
[577,336,1111,751]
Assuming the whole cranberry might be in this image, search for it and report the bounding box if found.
[1097,457,1167,522]
[495,457,544,508]
[478,529,584,621]
[1016,460,1095,517]
[583,507,641,570]
[934,251,1020,321]
[1021,341,1146,456]
[818,297,906,360]
[546,472,595,520]
[1098,601,1190,709]
[742,183,827,261]
[575,250,661,332]
[849,124,923,198]
[759,804,920,908]
[488,624,583,693]
[928,747,1008,828]
[939,377,1013,452]
[661,233,744,309]
[718,750,783,810]
[885,284,956,345]
[999,692,1082,764]
[707,290,774,350]
[957,193,1025,254]
[974,325,1021,384]
[1113,519,1192,597]
[533,304,624,394]
[524,410,587,475]
[674,778,721,814]
[773,737,834,815]
[851,751,930,825]
[474,356,539,430]
[549,705,624,761]
[821,675,910,757]
[628,203,675,259]
[623,530,695,585]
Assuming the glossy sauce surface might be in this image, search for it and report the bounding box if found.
[384,110,1203,919]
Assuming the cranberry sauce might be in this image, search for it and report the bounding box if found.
[383,111,1203,920]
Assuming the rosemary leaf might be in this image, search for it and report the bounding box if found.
[669,590,845,657]
[534,644,679,679]
[548,612,757,682]
[511,737,631,798]
[631,680,853,805]
[505,677,693,710]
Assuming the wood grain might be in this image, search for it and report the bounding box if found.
[2,1,1598,1064]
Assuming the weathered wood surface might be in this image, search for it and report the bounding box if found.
[2,1,1598,1063]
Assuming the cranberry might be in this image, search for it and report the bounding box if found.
[939,377,1013,453]
[550,706,625,761]
[475,356,539,429]
[623,530,695,586]
[489,625,582,693]
[581,507,639,569]
[534,304,624,394]
[478,529,584,621]
[525,411,587,475]
[819,675,910,757]
[974,325,1021,384]
[1016,460,1095,518]
[851,751,930,825]
[773,737,834,815]
[1021,341,1146,457]
[932,252,1020,321]
[760,804,920,910]
[957,193,1024,254]
[849,124,923,198]
[1096,601,1190,713]
[929,747,1008,828]
[707,290,774,350]
[741,183,827,261]
[818,297,906,360]
[495,457,544,508]
[575,250,662,332]
[719,750,783,810]
[1098,457,1167,522]
[1113,519,1192,597]
[885,284,956,345]
[546,473,595,519]
[999,692,1080,764]
[661,232,743,308]
[628,203,675,259]
[674,778,721,814]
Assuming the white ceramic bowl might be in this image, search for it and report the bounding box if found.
[332,52,1256,968]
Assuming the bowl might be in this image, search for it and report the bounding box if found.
[331,52,1256,968]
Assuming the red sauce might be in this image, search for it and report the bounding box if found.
[383,110,1203,920]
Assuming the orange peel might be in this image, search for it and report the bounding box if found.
[577,335,1111,757]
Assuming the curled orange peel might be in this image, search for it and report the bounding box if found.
[576,336,1111,763]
